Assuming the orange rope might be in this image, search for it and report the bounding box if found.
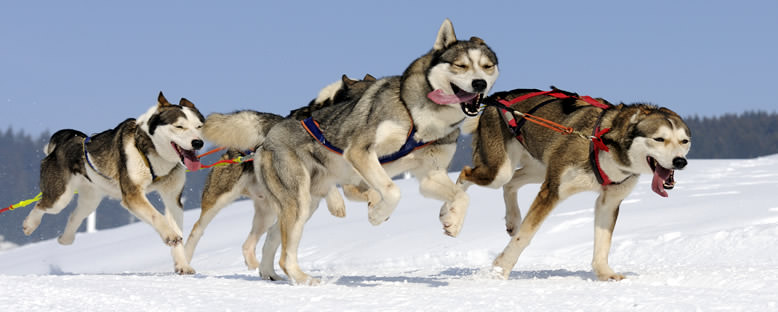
[197,146,226,159]
[521,113,574,135]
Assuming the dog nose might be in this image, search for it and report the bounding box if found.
[192,139,204,150]
[471,79,487,92]
[673,157,687,169]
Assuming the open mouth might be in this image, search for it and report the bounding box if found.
[647,156,675,197]
[172,142,201,171]
[426,84,483,117]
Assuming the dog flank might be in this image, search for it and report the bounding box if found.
[22,92,205,275]
[458,88,690,281]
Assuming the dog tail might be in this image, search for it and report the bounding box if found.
[462,114,481,135]
[44,129,87,155]
[202,110,284,150]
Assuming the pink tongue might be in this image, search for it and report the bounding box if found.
[651,165,672,197]
[183,152,201,171]
[427,89,479,105]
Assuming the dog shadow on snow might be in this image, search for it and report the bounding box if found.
[328,266,636,287]
[46,265,636,284]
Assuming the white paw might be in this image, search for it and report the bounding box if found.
[57,234,75,245]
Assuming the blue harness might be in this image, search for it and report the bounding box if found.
[301,117,433,164]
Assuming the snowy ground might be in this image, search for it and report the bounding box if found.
[1,156,777,311]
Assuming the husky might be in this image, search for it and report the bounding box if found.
[22,92,205,274]
[202,19,499,284]
[457,88,691,281]
[184,74,377,272]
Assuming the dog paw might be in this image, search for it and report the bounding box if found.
[244,255,260,271]
[367,199,395,226]
[327,204,346,218]
[175,264,196,275]
[57,234,75,245]
[293,276,321,286]
[163,234,183,246]
[596,272,626,281]
[260,270,285,281]
[22,218,41,236]
[489,266,509,280]
[441,220,462,237]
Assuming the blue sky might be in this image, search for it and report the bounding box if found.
[1,0,776,136]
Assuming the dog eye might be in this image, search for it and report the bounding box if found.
[453,63,467,69]
[681,139,689,144]
[483,64,493,69]
[175,125,184,129]
[653,138,664,142]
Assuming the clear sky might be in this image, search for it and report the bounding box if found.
[1,0,776,136]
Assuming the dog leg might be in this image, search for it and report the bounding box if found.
[23,181,77,236]
[278,194,318,285]
[502,166,545,237]
[417,169,469,237]
[259,221,284,281]
[324,186,346,218]
[492,180,560,279]
[345,148,400,226]
[592,179,637,281]
[122,191,193,274]
[243,198,277,271]
[185,186,243,262]
[58,187,101,245]
[157,183,195,275]
[342,183,369,202]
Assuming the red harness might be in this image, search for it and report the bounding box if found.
[492,90,616,186]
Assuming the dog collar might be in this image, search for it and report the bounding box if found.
[301,116,434,164]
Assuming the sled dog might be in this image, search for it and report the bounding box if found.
[22,92,205,274]
[184,74,377,271]
[458,88,691,280]
[202,19,499,284]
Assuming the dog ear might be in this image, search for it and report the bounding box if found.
[179,98,196,108]
[342,74,358,87]
[363,74,377,81]
[434,18,457,50]
[158,91,172,107]
[469,36,484,45]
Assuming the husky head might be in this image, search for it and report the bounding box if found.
[426,19,499,117]
[609,104,691,197]
[138,92,205,171]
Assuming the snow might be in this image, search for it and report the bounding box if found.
[1,156,777,311]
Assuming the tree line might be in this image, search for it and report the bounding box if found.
[1,110,776,246]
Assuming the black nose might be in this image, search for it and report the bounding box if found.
[471,79,487,92]
[673,157,687,169]
[192,139,204,150]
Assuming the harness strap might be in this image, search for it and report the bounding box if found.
[301,117,343,155]
[136,145,158,181]
[83,136,113,181]
[487,89,617,186]
[301,117,433,164]
[589,110,613,185]
[83,136,159,182]
[498,98,557,144]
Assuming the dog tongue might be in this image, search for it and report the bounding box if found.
[427,89,479,105]
[651,165,672,197]
[182,150,201,171]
